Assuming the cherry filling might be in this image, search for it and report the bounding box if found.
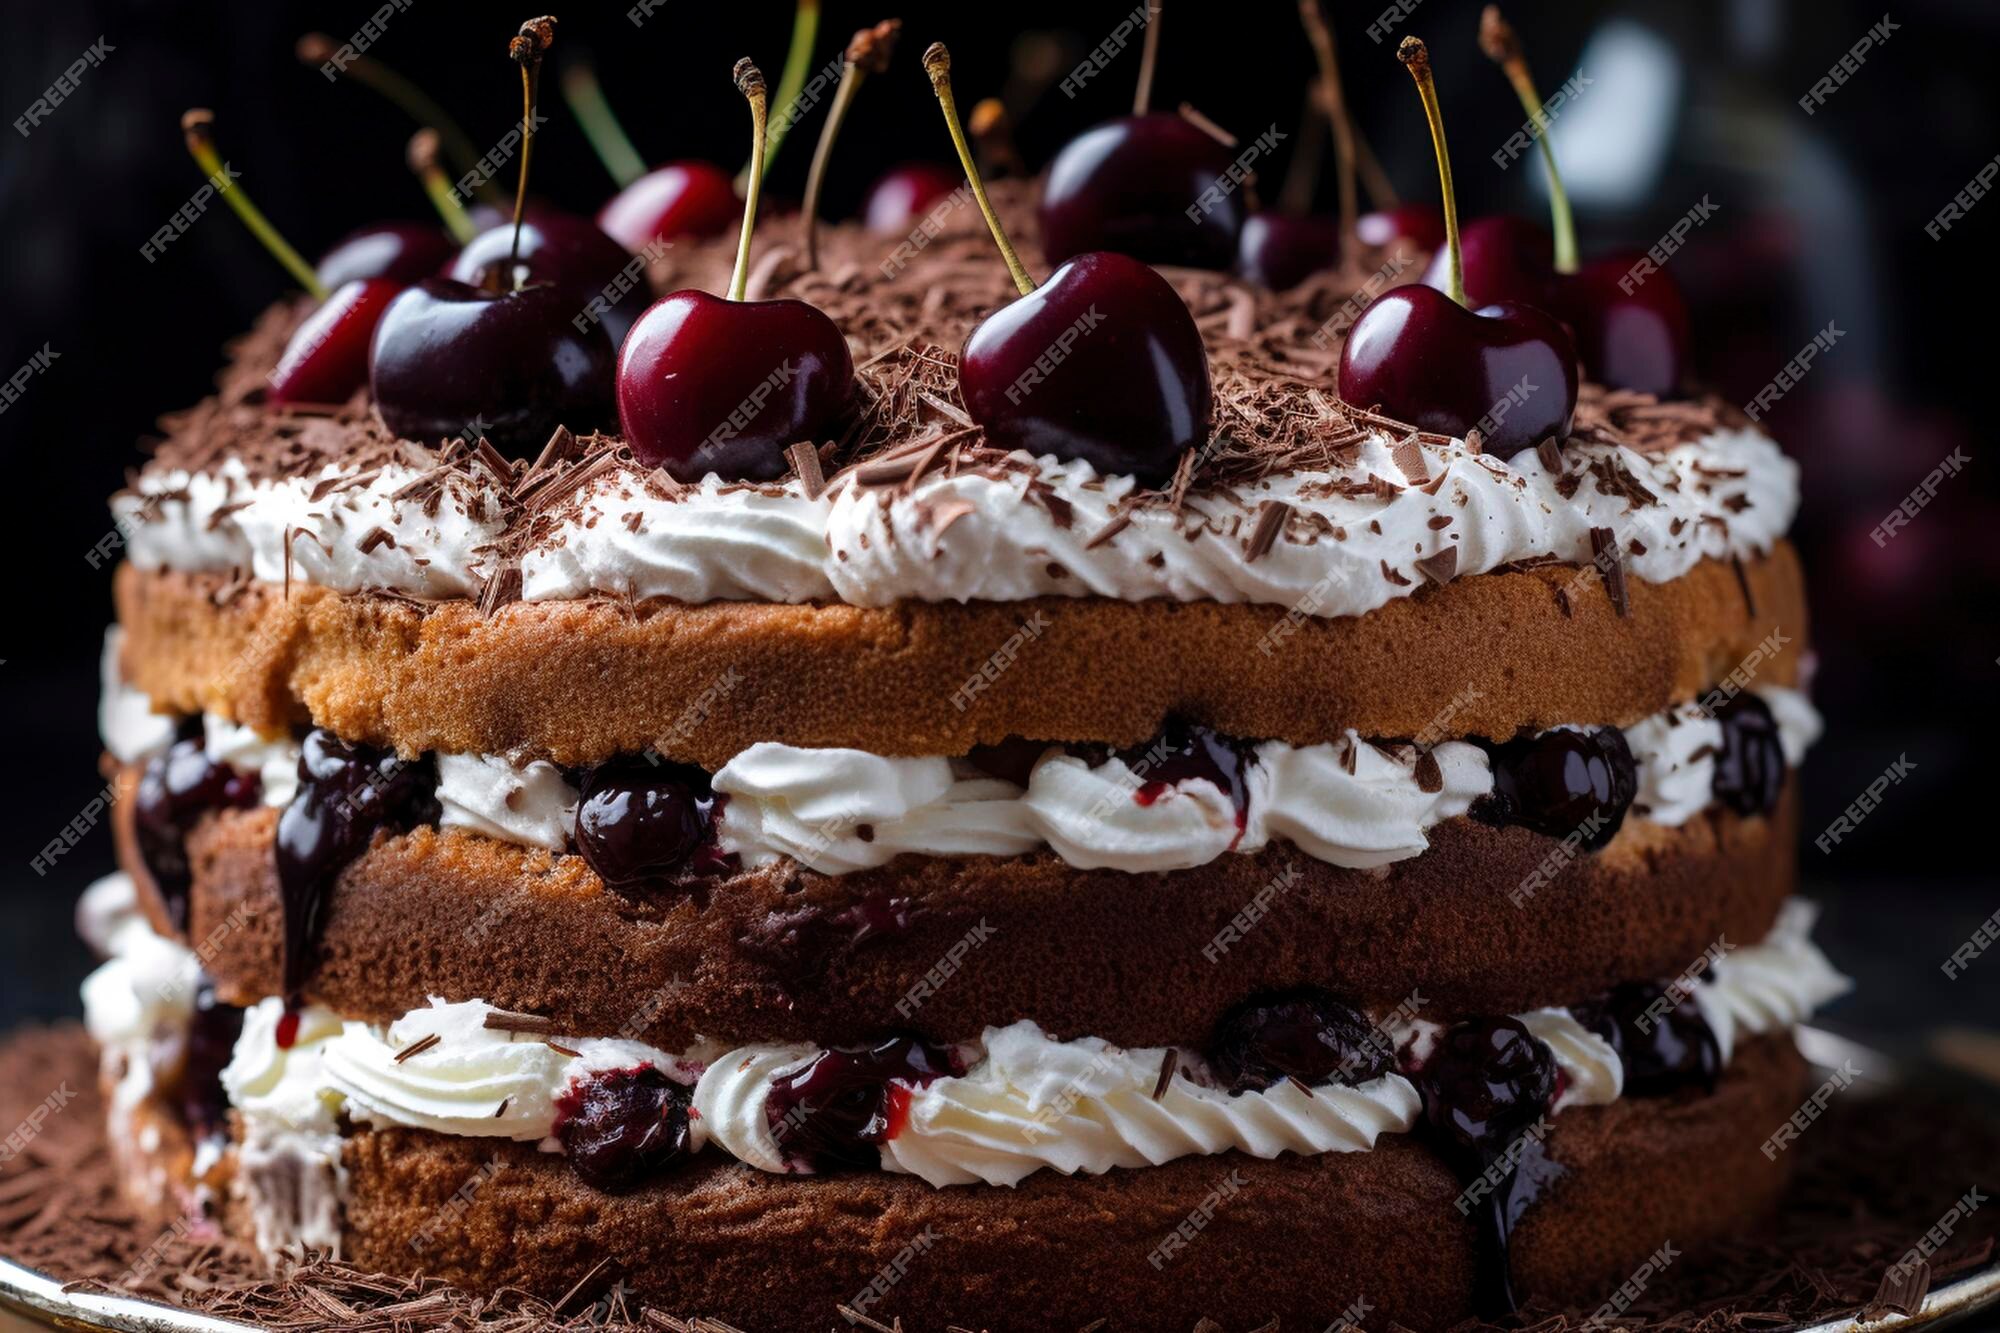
[573,758,721,890]
[764,1036,959,1173]
[178,977,244,1142]
[1412,1018,1565,1316]
[553,1065,695,1190]
[1575,980,1723,1098]
[737,894,922,1008]
[133,734,261,931]
[1710,693,1787,816]
[1209,988,1391,1093]
[1114,719,1255,837]
[1471,727,1637,850]
[275,729,438,999]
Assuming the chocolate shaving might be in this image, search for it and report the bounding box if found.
[1414,749,1444,793]
[1412,547,1457,586]
[1244,500,1290,563]
[545,1041,582,1058]
[1535,438,1564,474]
[1152,1050,1179,1100]
[786,442,827,499]
[356,526,396,554]
[1590,527,1630,617]
[391,1032,440,1063]
[1084,507,1135,550]
[1732,555,1759,618]
[481,1009,558,1036]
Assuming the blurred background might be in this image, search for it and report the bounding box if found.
[1,0,1994,1057]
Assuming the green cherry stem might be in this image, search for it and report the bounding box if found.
[1297,0,1358,239]
[1132,2,1163,115]
[739,0,821,191]
[1397,38,1464,307]
[296,32,501,208]
[406,129,479,244]
[728,59,769,302]
[560,58,647,188]
[1479,5,1577,273]
[924,42,1034,297]
[506,16,556,287]
[180,109,327,301]
[801,20,901,272]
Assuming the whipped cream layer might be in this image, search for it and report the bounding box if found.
[102,630,1821,874]
[119,427,1796,619]
[202,903,1846,1210]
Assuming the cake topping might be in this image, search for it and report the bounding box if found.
[1471,725,1638,849]
[553,1065,695,1189]
[616,59,859,481]
[1337,39,1578,459]
[1208,988,1390,1093]
[928,43,1214,488]
[763,1036,958,1172]
[572,757,720,890]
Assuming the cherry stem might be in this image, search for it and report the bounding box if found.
[801,21,900,273]
[1480,6,1577,272]
[1297,0,1358,239]
[560,58,647,188]
[180,109,327,302]
[924,43,1035,297]
[728,59,769,302]
[1397,38,1464,307]
[296,33,502,209]
[1275,84,1325,216]
[507,17,557,290]
[740,0,821,191]
[407,129,478,244]
[1133,2,1164,115]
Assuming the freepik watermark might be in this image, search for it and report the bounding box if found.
[896,920,999,1018]
[1619,195,1722,293]
[1003,305,1106,405]
[1509,810,1611,907]
[1815,754,1918,853]
[1202,862,1304,963]
[1456,1117,1551,1215]
[408,1154,508,1253]
[140,163,242,263]
[14,37,114,136]
[449,112,549,204]
[768,54,850,141]
[1798,15,1899,115]
[1635,939,1732,1032]
[1692,629,1792,716]
[1927,153,2000,240]
[847,1227,942,1317]
[697,360,803,459]
[1761,1059,1864,1158]
[313,2,415,80]
[1308,248,1418,349]
[1583,1241,1681,1330]
[1472,375,1539,443]
[1743,321,1844,421]
[1881,1188,1988,1285]
[1365,0,1426,45]
[1340,990,1425,1082]
[1184,125,1288,221]
[573,238,672,333]
[1146,1168,1248,1268]
[28,777,119,876]
[1058,5,1152,98]
[951,611,1052,712]
[1491,71,1592,169]
[1020,1049,1121,1143]
[1322,1296,1375,1333]
[0,1083,78,1163]
[1870,447,1970,546]
[1941,905,2000,981]
[881,182,973,278]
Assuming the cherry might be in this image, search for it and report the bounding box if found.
[1236,212,1343,291]
[1209,988,1389,1093]
[179,978,245,1142]
[270,278,402,405]
[1357,202,1445,251]
[1337,40,1576,459]
[862,163,961,233]
[1478,7,1689,394]
[801,22,904,269]
[448,214,633,300]
[1113,718,1253,821]
[554,1065,693,1190]
[618,60,857,480]
[596,162,740,252]
[1038,114,1243,270]
[1710,692,1787,816]
[1421,214,1553,307]
[927,46,1213,487]
[1413,1016,1558,1163]
[764,1036,958,1172]
[1472,727,1637,849]
[574,758,718,888]
[134,734,261,932]
[1575,981,1722,1098]
[315,222,455,289]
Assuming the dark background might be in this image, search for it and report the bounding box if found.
[1,1,1995,1054]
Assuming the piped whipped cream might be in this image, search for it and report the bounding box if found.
[121,428,1797,618]
[209,903,1847,1201]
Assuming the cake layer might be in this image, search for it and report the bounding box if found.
[308,1034,1803,1330]
[114,545,1805,768]
[162,790,1798,1048]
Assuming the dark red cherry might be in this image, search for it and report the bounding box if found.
[616,289,856,480]
[1210,988,1389,1093]
[554,1065,693,1190]
[861,162,962,233]
[1112,718,1253,822]
[1421,215,1552,307]
[573,758,718,888]
[1038,114,1244,270]
[1543,252,1691,396]
[1236,213,1343,291]
[448,214,633,297]
[1710,692,1787,816]
[178,978,244,1141]
[1338,285,1577,459]
[134,736,260,931]
[1575,981,1722,1098]
[764,1036,958,1172]
[1413,1016,1558,1162]
[959,250,1211,486]
[1357,202,1445,252]
[596,161,739,251]
[370,278,618,453]
[314,222,455,289]
[268,278,402,405]
[1472,726,1636,848]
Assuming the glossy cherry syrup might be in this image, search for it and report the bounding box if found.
[1575,981,1722,1097]
[554,1065,694,1189]
[1710,692,1787,816]
[1209,988,1390,1093]
[274,729,438,998]
[765,1037,958,1172]
[178,977,245,1142]
[1472,727,1637,849]
[134,734,260,931]
[1114,718,1254,835]
[573,758,720,888]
